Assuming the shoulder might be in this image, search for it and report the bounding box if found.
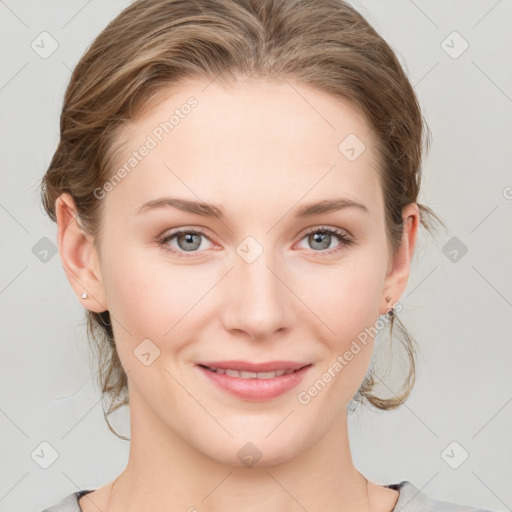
[40,482,499,512]
[40,490,93,512]
[389,481,498,512]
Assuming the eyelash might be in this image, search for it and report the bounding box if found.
[158,226,354,258]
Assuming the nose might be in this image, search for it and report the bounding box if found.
[220,248,295,341]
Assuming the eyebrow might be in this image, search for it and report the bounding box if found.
[136,196,369,218]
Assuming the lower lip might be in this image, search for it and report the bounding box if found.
[197,365,312,401]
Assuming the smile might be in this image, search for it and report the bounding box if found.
[196,362,313,401]
[201,366,296,379]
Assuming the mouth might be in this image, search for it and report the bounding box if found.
[195,361,313,401]
[198,364,303,379]
[196,360,311,378]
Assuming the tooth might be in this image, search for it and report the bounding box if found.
[210,368,295,379]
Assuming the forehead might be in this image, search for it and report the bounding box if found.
[106,78,383,219]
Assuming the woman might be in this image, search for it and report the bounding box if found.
[39,0,497,510]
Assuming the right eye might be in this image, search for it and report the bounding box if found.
[158,228,214,257]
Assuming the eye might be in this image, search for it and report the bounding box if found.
[158,228,213,257]
[296,226,354,256]
[158,226,354,258]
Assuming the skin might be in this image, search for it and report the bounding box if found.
[56,77,418,512]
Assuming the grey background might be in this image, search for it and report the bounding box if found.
[1,1,511,511]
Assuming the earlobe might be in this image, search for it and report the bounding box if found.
[380,203,420,315]
[55,192,108,313]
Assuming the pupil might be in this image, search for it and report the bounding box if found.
[311,232,330,250]
[179,233,200,251]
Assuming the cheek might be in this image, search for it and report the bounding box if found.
[100,243,218,350]
[298,292,383,411]
[303,254,386,341]
[102,257,168,336]
[297,253,387,390]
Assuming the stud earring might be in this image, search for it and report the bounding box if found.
[385,295,394,317]
[81,292,89,300]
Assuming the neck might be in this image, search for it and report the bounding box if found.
[107,391,373,512]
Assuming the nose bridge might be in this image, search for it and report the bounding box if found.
[223,238,293,338]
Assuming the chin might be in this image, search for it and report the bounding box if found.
[199,434,308,469]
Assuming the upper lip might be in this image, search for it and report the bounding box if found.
[197,360,311,372]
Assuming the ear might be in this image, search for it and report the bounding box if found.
[55,192,108,313]
[379,203,419,315]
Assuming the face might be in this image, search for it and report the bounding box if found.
[85,78,406,466]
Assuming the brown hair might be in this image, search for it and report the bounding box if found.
[40,0,444,438]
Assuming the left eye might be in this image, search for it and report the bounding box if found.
[296,227,353,254]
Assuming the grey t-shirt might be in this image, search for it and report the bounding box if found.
[40,481,497,511]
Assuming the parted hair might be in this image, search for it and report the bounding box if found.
[40,0,444,439]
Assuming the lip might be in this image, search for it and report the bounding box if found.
[196,360,309,372]
[195,361,313,401]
